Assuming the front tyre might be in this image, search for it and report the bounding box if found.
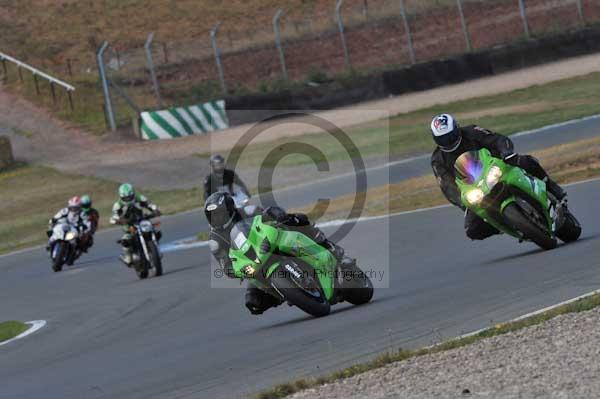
[51,242,67,272]
[503,203,557,250]
[148,242,163,277]
[271,262,330,317]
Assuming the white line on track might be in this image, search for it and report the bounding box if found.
[163,176,600,251]
[3,114,600,260]
[0,320,46,347]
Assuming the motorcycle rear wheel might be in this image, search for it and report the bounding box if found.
[503,203,557,250]
[556,211,582,243]
[340,263,374,305]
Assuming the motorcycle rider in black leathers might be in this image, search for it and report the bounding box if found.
[203,154,251,201]
[204,192,347,315]
[430,113,567,240]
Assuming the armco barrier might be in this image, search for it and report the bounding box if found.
[223,25,600,127]
[140,100,228,140]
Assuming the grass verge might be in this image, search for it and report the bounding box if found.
[254,292,600,399]
[0,163,202,255]
[292,135,600,221]
[205,72,600,169]
[0,321,28,343]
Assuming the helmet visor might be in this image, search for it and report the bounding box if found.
[435,129,461,151]
[121,193,135,203]
[68,206,81,214]
[206,206,231,228]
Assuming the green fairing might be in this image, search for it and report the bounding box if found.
[228,215,338,301]
[455,148,553,239]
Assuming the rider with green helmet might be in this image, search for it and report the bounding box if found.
[80,194,99,251]
[110,183,161,265]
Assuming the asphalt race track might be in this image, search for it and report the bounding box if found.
[1,120,600,398]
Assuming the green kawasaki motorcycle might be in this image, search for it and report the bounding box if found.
[455,149,581,250]
[228,215,374,317]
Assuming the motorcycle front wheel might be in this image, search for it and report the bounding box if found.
[148,241,163,277]
[52,242,67,272]
[271,262,330,317]
[503,203,557,250]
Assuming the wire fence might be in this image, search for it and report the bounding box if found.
[86,0,600,131]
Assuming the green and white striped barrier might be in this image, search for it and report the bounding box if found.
[140,100,228,140]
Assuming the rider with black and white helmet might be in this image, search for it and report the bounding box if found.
[204,192,346,315]
[430,113,567,240]
[203,154,251,201]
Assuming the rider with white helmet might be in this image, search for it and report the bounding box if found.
[430,113,567,240]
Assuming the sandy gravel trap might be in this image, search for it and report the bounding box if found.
[289,307,600,399]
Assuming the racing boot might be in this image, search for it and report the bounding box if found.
[245,286,282,315]
[119,246,133,267]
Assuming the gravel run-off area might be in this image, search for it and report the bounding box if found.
[289,306,600,399]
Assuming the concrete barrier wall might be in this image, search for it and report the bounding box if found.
[224,25,600,127]
[0,136,14,169]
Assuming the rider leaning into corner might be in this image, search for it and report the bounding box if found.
[429,113,569,240]
[110,183,161,266]
[203,154,251,201]
[80,194,99,252]
[204,192,353,315]
[46,196,91,251]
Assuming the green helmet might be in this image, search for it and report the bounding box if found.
[119,183,135,204]
[81,194,92,209]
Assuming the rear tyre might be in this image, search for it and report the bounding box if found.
[556,211,581,243]
[52,242,66,272]
[271,262,330,317]
[503,203,557,250]
[340,263,374,305]
[148,242,163,277]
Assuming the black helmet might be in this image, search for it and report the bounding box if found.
[204,192,237,230]
[210,154,225,175]
[431,114,462,152]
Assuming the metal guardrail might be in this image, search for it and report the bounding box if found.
[0,51,75,92]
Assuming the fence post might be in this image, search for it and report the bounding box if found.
[399,0,416,64]
[273,9,288,81]
[144,32,163,107]
[335,0,352,70]
[518,0,530,39]
[210,22,228,95]
[33,74,40,95]
[576,0,585,26]
[456,0,472,52]
[96,41,116,132]
[1,59,7,79]
[50,82,56,104]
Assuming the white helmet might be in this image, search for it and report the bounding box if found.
[431,114,461,152]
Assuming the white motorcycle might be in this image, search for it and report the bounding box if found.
[217,184,250,209]
[48,222,81,272]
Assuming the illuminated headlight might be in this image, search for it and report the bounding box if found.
[65,231,77,241]
[466,189,484,205]
[242,265,256,277]
[486,166,503,188]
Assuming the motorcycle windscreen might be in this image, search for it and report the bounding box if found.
[455,151,484,184]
